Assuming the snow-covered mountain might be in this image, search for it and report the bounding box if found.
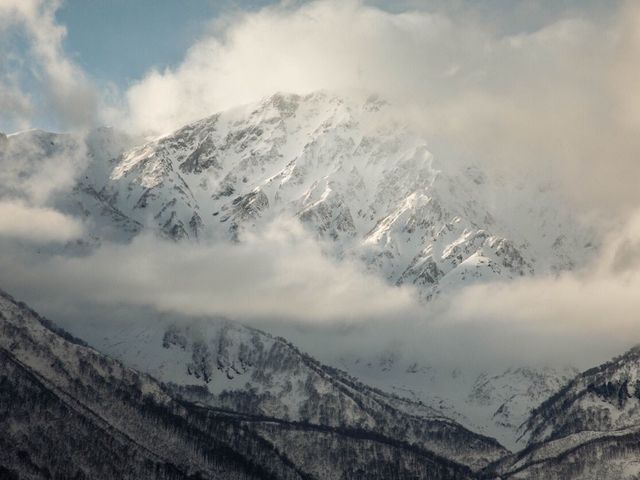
[70,314,507,470]
[0,290,305,480]
[488,346,640,479]
[3,91,595,300]
[5,288,640,480]
[0,91,600,456]
[335,357,578,450]
[5,90,640,478]
[59,303,575,453]
[0,289,505,479]
[115,93,593,296]
[524,346,640,446]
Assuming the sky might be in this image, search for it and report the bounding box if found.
[1,0,640,371]
[55,1,278,89]
[53,0,617,92]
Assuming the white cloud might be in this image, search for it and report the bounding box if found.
[0,124,89,244]
[0,130,89,204]
[0,0,97,129]
[7,208,640,370]
[415,208,640,367]
[0,200,83,242]
[117,0,476,134]
[111,0,640,219]
[0,218,420,323]
[0,79,33,129]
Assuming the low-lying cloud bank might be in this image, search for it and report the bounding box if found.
[3,211,640,370]
[0,201,83,242]
[432,211,640,367]
[0,220,420,324]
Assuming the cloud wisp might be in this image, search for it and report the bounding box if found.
[4,209,640,370]
[0,128,89,243]
[0,200,83,242]
[0,0,97,130]
[0,219,421,324]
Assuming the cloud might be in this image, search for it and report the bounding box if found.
[251,209,640,372]
[0,200,83,242]
[0,78,33,130]
[0,126,89,244]
[117,0,478,134]
[0,130,89,204]
[6,208,640,371]
[111,0,640,219]
[0,0,97,130]
[0,218,420,323]
[415,208,640,368]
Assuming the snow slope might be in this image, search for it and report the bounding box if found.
[334,354,578,450]
[71,315,508,470]
[101,92,595,299]
[488,346,640,479]
[2,91,595,300]
[1,289,494,479]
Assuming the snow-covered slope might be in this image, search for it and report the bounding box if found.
[100,92,594,298]
[58,301,573,456]
[72,316,508,470]
[487,346,640,479]
[0,290,309,480]
[526,346,640,444]
[0,291,504,480]
[0,289,507,477]
[466,366,579,444]
[3,91,595,300]
[6,286,640,480]
[334,354,577,450]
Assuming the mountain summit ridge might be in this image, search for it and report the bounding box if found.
[5,90,596,300]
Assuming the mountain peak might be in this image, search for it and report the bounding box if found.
[4,91,595,300]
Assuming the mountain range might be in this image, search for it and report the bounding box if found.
[4,92,595,297]
[3,288,640,479]
[0,91,633,479]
